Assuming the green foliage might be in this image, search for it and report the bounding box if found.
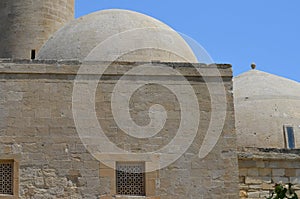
[266,183,298,199]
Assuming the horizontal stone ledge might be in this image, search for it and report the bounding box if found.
[0,61,232,76]
[0,58,232,68]
[0,74,232,83]
[238,147,300,160]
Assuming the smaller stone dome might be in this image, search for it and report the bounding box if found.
[37,9,197,62]
[234,70,300,149]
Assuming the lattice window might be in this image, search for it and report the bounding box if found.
[116,162,145,196]
[0,161,14,195]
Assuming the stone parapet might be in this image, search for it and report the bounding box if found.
[238,148,300,199]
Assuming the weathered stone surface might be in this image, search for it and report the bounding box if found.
[234,70,300,149]
[0,61,238,198]
[0,0,74,59]
[239,149,300,199]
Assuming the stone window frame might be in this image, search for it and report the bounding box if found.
[0,156,19,199]
[116,161,146,196]
[99,155,160,199]
[283,125,296,149]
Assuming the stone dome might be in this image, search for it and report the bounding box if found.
[37,9,197,62]
[234,69,300,149]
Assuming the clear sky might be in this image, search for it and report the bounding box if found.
[75,0,300,82]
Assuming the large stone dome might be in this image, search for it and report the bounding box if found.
[234,69,300,149]
[37,9,197,62]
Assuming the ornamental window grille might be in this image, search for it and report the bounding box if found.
[116,162,145,196]
[0,161,14,195]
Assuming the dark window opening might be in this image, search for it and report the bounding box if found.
[116,162,145,196]
[0,161,14,195]
[284,126,295,149]
[31,50,36,60]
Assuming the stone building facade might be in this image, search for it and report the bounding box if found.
[1,1,300,199]
[234,69,300,198]
[0,60,238,198]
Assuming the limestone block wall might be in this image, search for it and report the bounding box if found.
[239,148,300,199]
[0,60,238,198]
[0,60,98,198]
[0,0,74,59]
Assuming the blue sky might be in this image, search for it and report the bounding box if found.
[75,1,300,82]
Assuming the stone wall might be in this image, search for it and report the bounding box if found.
[0,0,74,59]
[0,59,238,198]
[239,148,300,199]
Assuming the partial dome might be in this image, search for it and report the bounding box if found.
[234,70,300,149]
[37,9,197,62]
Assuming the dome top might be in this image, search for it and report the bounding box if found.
[234,69,300,99]
[37,9,197,62]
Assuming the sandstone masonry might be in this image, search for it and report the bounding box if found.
[0,59,239,199]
